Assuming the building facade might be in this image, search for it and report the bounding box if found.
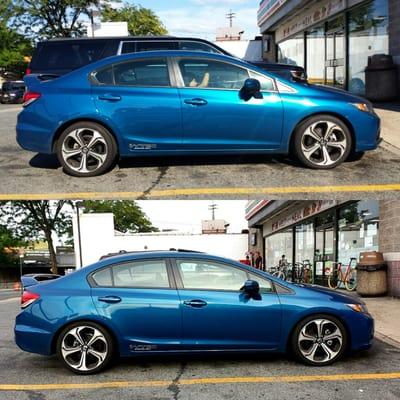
[258,0,398,96]
[246,200,400,296]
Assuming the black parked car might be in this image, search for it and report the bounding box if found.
[27,36,306,82]
[0,81,25,104]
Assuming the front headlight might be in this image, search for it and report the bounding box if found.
[346,303,369,313]
[351,102,374,114]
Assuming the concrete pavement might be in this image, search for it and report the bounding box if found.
[375,103,400,150]
[1,299,400,400]
[1,106,400,199]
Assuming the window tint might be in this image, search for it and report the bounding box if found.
[178,41,220,53]
[248,273,274,292]
[113,59,170,87]
[177,259,247,291]
[94,66,114,85]
[179,59,249,89]
[31,41,107,70]
[249,71,275,91]
[92,268,113,287]
[136,41,176,52]
[113,260,169,288]
[121,42,136,54]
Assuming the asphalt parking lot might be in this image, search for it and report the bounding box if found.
[1,105,400,199]
[1,297,400,400]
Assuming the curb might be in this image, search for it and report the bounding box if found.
[375,332,400,350]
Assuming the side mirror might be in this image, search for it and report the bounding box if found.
[239,78,263,101]
[240,280,260,296]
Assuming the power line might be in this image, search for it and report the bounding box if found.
[208,203,218,220]
[226,9,236,28]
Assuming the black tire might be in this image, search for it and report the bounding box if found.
[291,314,347,366]
[56,121,117,177]
[56,321,115,375]
[292,115,352,169]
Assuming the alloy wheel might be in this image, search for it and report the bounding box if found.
[297,318,343,364]
[301,121,348,167]
[61,325,108,372]
[61,128,108,174]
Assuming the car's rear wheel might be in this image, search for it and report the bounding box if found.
[56,122,117,177]
[293,115,352,169]
[56,321,114,374]
[291,314,347,366]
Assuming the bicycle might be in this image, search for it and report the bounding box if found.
[327,257,357,291]
[291,260,313,284]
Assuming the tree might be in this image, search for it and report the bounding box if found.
[101,3,167,36]
[0,224,24,265]
[12,0,106,40]
[0,1,32,76]
[82,200,158,233]
[0,201,72,274]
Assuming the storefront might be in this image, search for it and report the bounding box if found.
[258,0,393,96]
[247,200,379,286]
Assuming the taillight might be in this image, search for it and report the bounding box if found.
[21,290,40,308]
[23,91,41,107]
[25,67,32,75]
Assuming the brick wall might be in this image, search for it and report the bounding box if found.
[379,200,400,297]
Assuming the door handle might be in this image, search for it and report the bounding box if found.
[98,295,122,304]
[183,299,208,308]
[184,98,208,106]
[98,94,121,102]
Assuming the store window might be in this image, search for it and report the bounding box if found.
[337,201,379,264]
[265,228,293,269]
[348,0,389,95]
[295,222,314,264]
[277,34,304,67]
[306,26,325,84]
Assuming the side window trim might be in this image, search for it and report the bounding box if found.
[88,258,175,289]
[248,70,278,93]
[90,57,174,88]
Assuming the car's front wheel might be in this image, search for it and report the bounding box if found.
[56,322,114,374]
[291,314,347,366]
[56,122,117,177]
[293,115,352,169]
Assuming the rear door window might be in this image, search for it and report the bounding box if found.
[30,40,107,71]
[113,58,170,87]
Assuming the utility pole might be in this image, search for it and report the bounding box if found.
[208,203,218,220]
[226,9,236,28]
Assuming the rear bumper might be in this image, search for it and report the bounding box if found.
[15,323,54,356]
[16,108,55,154]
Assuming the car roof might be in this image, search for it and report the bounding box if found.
[44,36,210,42]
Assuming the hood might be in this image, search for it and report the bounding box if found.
[306,83,370,104]
[296,283,365,304]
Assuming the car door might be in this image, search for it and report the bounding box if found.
[175,57,284,151]
[90,258,182,353]
[91,57,183,154]
[173,258,282,350]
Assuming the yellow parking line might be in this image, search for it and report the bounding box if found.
[1,183,400,200]
[1,372,400,391]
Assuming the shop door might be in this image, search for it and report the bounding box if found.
[325,24,345,88]
[314,224,335,286]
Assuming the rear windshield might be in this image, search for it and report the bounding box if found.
[30,40,108,71]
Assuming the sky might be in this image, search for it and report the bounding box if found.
[130,0,260,40]
[137,200,248,233]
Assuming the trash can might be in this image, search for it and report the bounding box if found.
[365,54,398,102]
[356,251,388,296]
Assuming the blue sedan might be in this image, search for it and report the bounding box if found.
[17,51,380,177]
[15,250,374,374]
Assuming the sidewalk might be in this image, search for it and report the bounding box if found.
[363,296,400,348]
[374,103,400,150]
